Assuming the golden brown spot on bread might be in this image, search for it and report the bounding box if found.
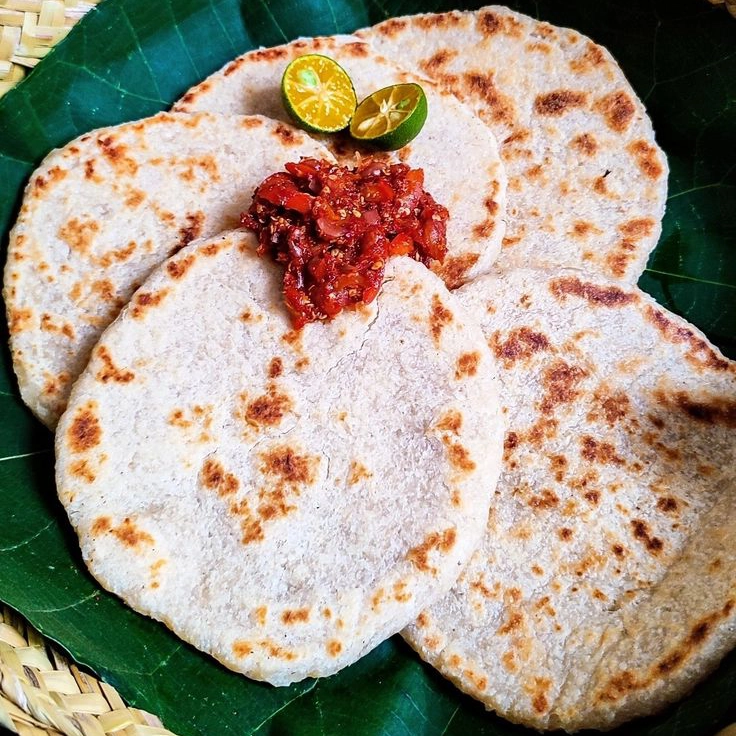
[8,308,32,334]
[436,410,462,434]
[502,651,518,673]
[68,402,101,453]
[281,608,310,624]
[420,48,458,74]
[393,581,411,603]
[200,457,240,497]
[580,435,625,465]
[251,47,288,61]
[273,123,300,146]
[295,356,310,371]
[588,388,631,426]
[471,196,500,238]
[645,307,730,372]
[327,640,343,657]
[606,250,632,278]
[442,437,476,473]
[620,218,655,241]
[569,42,606,73]
[375,17,408,37]
[39,314,75,339]
[407,528,457,574]
[436,253,479,289]
[463,72,514,125]
[343,41,369,57]
[657,497,679,513]
[416,12,462,29]
[429,294,453,345]
[558,527,573,541]
[631,519,664,554]
[94,241,137,268]
[654,389,736,428]
[540,360,588,414]
[97,135,139,176]
[112,518,154,548]
[550,276,636,307]
[584,490,601,505]
[223,57,246,77]
[628,139,664,180]
[167,253,196,280]
[529,489,560,510]
[571,132,598,156]
[244,386,293,428]
[124,188,145,208]
[455,351,480,379]
[58,217,100,255]
[594,90,636,133]
[497,611,523,635]
[260,446,317,485]
[130,289,169,319]
[491,327,550,367]
[95,346,135,384]
[657,651,684,674]
[534,90,587,115]
[347,460,372,486]
[69,459,95,482]
[178,211,205,247]
[268,358,283,379]
[91,516,111,535]
[242,117,264,128]
[476,9,501,35]
[282,329,303,349]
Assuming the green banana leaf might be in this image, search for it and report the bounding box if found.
[1,1,734,734]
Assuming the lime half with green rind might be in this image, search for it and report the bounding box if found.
[349,83,428,150]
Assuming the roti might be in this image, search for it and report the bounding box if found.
[4,111,333,428]
[55,230,505,686]
[404,267,736,731]
[360,6,669,283]
[173,35,507,290]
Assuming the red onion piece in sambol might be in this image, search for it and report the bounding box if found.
[241,157,449,328]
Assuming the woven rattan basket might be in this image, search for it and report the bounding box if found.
[0,605,178,736]
[0,0,99,97]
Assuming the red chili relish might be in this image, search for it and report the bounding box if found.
[241,157,449,328]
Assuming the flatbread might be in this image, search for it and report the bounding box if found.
[4,111,334,428]
[360,7,669,283]
[173,35,507,290]
[404,268,736,731]
[55,230,505,686]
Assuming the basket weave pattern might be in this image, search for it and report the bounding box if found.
[0,605,178,736]
[0,0,99,97]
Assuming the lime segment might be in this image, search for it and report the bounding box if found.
[350,83,428,150]
[281,54,357,133]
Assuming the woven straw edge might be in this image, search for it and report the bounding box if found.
[0,604,179,736]
[0,1,101,98]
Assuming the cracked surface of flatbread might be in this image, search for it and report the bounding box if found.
[360,6,668,283]
[56,230,504,686]
[4,112,334,428]
[404,267,736,731]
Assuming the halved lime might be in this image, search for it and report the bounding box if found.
[281,54,357,133]
[349,83,428,150]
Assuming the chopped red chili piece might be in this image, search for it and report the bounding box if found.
[241,157,449,328]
